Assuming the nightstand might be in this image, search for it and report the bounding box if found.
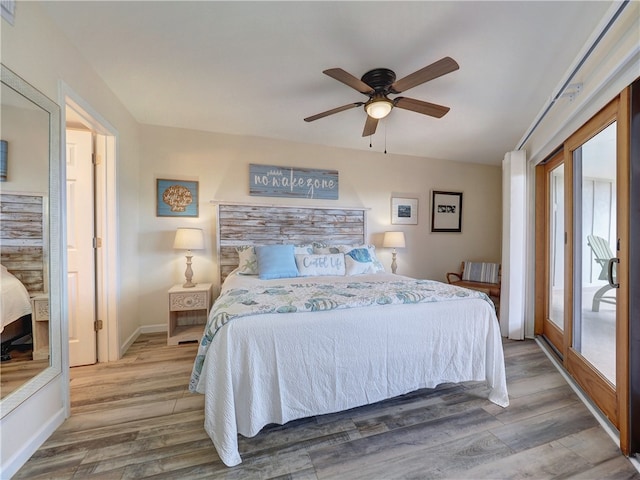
[168,283,212,345]
[31,293,49,360]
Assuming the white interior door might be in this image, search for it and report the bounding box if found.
[66,129,97,366]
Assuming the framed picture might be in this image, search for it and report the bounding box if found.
[431,190,463,233]
[156,179,199,217]
[391,196,418,225]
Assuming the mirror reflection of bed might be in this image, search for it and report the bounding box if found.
[0,193,49,400]
[1,264,32,360]
[0,70,52,405]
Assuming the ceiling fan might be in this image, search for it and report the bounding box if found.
[304,57,459,137]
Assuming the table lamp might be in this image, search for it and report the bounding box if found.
[173,227,204,287]
[383,231,406,274]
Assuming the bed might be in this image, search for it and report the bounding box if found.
[0,192,47,359]
[0,265,33,361]
[1,265,32,334]
[189,203,509,467]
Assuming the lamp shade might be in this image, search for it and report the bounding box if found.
[173,228,204,250]
[365,99,393,119]
[383,231,406,249]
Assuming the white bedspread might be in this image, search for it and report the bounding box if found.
[0,265,32,333]
[194,272,508,467]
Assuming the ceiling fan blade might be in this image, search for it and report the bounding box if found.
[394,97,450,118]
[362,115,379,137]
[304,102,363,122]
[323,68,375,94]
[391,57,459,93]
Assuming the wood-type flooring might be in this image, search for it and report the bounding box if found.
[13,333,640,479]
[0,348,48,400]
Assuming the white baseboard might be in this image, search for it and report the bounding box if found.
[140,323,167,334]
[2,408,65,478]
[119,324,166,357]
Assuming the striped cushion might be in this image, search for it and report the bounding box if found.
[462,262,499,284]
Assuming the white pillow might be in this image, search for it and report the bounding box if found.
[236,245,258,275]
[339,244,385,274]
[295,253,345,276]
[344,248,375,275]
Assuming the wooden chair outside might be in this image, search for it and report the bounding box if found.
[446,261,501,302]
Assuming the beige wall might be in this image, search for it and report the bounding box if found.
[138,124,502,327]
[0,104,49,193]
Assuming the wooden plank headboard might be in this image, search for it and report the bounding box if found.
[217,203,367,282]
[0,192,48,294]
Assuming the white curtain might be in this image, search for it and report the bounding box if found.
[500,150,526,339]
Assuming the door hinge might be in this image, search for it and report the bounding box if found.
[93,237,102,248]
[94,319,103,331]
[92,152,101,165]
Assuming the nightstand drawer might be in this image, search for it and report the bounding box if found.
[32,296,49,321]
[170,291,208,311]
[167,283,212,346]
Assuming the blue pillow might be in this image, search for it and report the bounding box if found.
[255,244,299,280]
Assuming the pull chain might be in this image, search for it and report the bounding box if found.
[384,121,387,154]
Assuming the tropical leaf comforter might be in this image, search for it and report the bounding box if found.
[190,272,508,467]
[189,277,492,391]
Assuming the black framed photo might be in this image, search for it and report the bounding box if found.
[431,190,462,233]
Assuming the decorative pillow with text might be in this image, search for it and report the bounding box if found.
[295,253,345,276]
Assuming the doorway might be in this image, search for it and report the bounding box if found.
[536,91,630,452]
[64,91,119,366]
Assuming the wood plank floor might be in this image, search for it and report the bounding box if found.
[0,349,48,400]
[14,333,640,479]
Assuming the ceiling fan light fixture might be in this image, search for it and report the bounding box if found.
[365,98,393,119]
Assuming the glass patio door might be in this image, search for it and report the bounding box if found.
[571,122,617,386]
[562,96,629,432]
[537,92,630,447]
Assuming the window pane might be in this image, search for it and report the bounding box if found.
[548,164,564,331]
[576,122,617,385]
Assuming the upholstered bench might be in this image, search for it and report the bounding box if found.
[446,261,501,299]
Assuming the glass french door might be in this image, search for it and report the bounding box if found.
[537,92,630,451]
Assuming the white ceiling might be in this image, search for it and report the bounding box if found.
[40,1,614,166]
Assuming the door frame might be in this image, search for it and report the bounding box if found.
[535,90,630,453]
[535,149,565,354]
[61,83,119,366]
